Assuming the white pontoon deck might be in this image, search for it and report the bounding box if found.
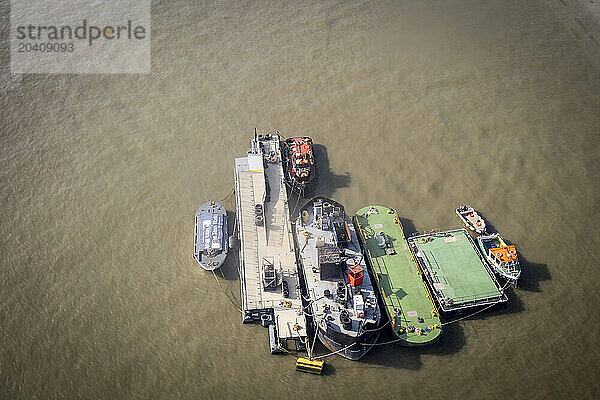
[234,133,307,353]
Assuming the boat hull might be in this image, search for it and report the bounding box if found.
[282,137,317,193]
[476,234,521,284]
[295,196,381,361]
[194,201,228,271]
[317,328,380,361]
[354,205,442,345]
[482,253,521,282]
[456,206,486,234]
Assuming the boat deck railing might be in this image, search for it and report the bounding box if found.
[408,229,508,313]
[355,210,440,330]
[409,225,465,237]
[449,290,505,305]
[235,135,307,350]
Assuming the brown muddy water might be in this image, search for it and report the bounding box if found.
[1,1,600,399]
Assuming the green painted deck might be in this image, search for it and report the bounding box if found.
[355,206,441,345]
[408,230,504,310]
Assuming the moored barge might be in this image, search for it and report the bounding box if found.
[234,132,308,353]
[354,205,441,345]
[295,196,381,360]
[407,229,507,314]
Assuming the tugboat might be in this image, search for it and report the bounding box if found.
[456,205,486,234]
[282,136,316,193]
[294,196,381,360]
[477,233,521,285]
[194,201,228,270]
[354,205,441,345]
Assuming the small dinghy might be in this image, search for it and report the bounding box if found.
[456,205,486,234]
[194,201,228,270]
[477,233,521,284]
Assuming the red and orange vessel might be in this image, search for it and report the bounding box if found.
[282,137,316,192]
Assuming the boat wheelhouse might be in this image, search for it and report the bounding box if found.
[282,136,316,192]
[477,233,521,284]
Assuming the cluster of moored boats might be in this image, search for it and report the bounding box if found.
[456,205,522,284]
[193,132,521,370]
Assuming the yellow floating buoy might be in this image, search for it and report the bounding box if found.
[302,210,310,223]
[296,358,324,374]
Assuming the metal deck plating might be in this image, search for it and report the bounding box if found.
[295,197,380,360]
[234,133,307,352]
[354,206,441,345]
[407,229,507,313]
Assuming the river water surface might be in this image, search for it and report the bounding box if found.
[1,1,600,399]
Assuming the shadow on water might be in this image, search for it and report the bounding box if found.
[514,256,550,293]
[397,216,418,237]
[478,211,551,293]
[312,144,351,198]
[464,286,525,322]
[354,322,466,371]
[217,210,240,281]
[321,360,337,376]
[287,191,306,222]
[286,143,352,220]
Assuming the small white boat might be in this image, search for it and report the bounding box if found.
[194,201,228,270]
[477,233,521,284]
[456,205,486,234]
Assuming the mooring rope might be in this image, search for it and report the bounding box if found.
[218,266,241,301]
[311,340,359,360]
[308,322,319,360]
[363,336,405,346]
[440,279,512,326]
[210,268,243,314]
[288,189,303,220]
[217,188,235,205]
[361,319,390,333]
[361,279,514,345]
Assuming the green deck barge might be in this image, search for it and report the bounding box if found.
[354,206,441,345]
[407,229,507,313]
